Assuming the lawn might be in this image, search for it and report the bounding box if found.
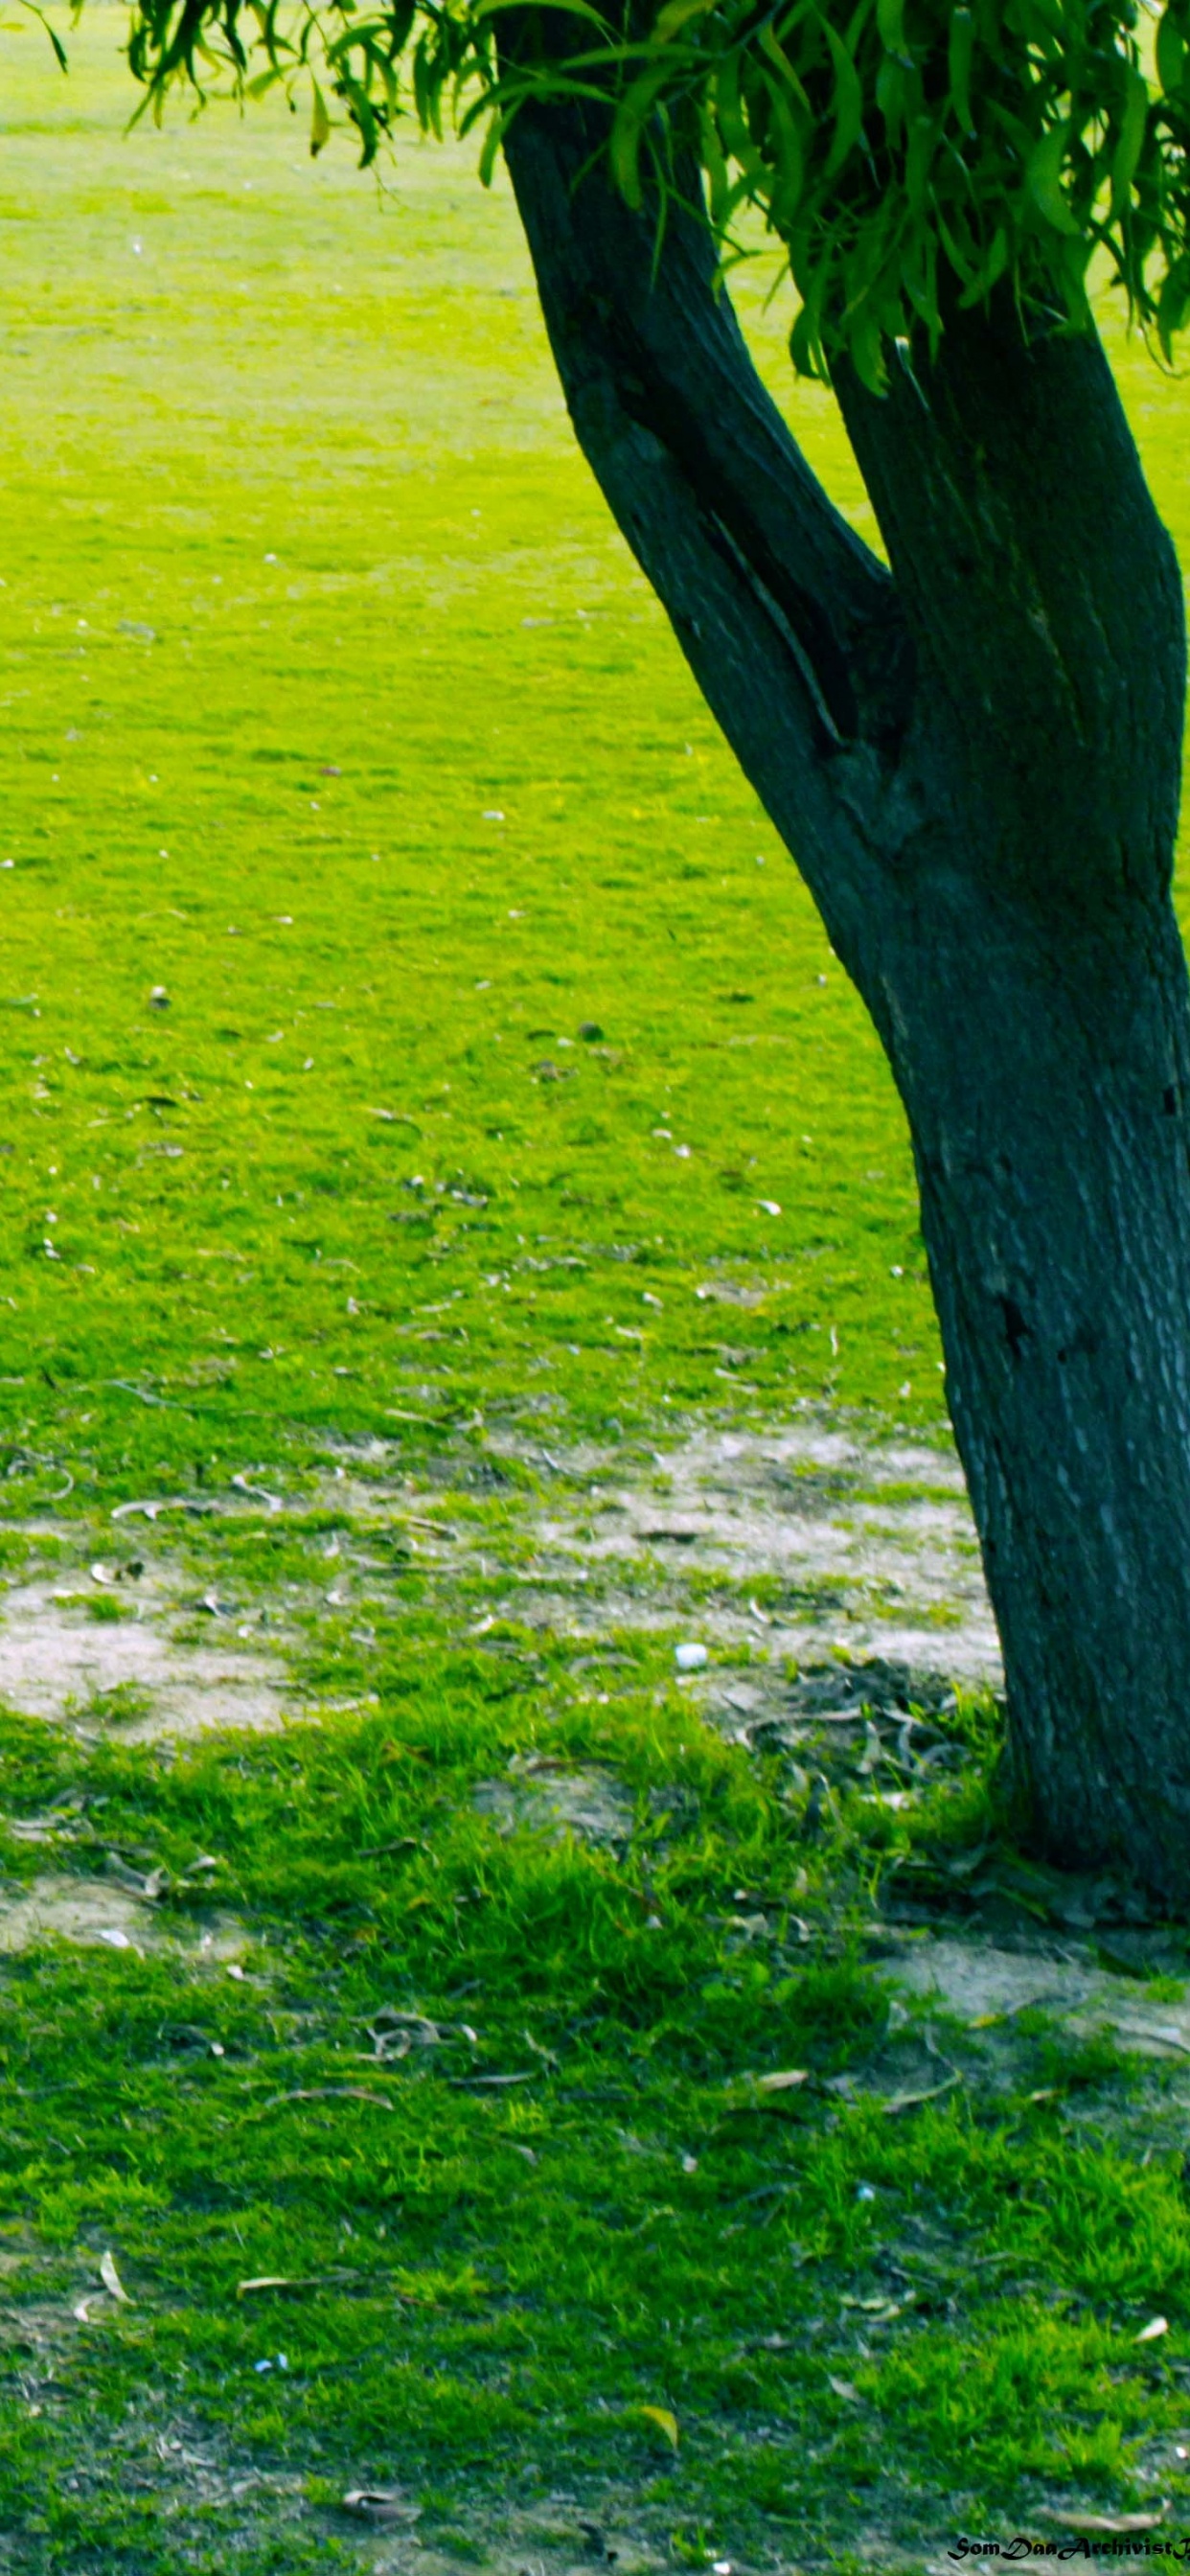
[0,15,1189,2572]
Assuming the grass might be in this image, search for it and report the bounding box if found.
[0,13,1188,2570]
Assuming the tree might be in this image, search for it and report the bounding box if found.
[121,0,1190,1905]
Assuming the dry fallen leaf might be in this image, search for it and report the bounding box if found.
[828,2375,861,2404]
[1039,2507,1166,2535]
[100,2251,130,2305]
[238,2273,358,2297]
[881,2071,963,2115]
[635,2404,679,2450]
[1135,2314,1170,2343]
[72,2298,91,2323]
[342,2489,419,2525]
[756,2069,810,2093]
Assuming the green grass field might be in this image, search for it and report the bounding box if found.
[2,17,1190,2572]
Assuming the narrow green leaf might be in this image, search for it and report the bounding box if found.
[714,51,751,165]
[1024,120,1079,236]
[956,219,1008,304]
[758,21,810,112]
[760,70,805,226]
[309,76,331,155]
[20,0,67,71]
[876,0,905,57]
[470,0,610,21]
[1156,9,1187,100]
[1110,64,1149,213]
[654,0,716,41]
[477,106,505,185]
[947,5,974,136]
[904,111,937,215]
[818,13,864,179]
[848,302,886,391]
[609,60,670,209]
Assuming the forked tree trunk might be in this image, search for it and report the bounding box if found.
[500,93,1190,1904]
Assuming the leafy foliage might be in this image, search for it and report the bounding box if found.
[121,0,1190,385]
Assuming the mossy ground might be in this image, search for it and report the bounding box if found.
[1,18,1190,2572]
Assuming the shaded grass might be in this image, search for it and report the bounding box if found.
[5,1684,1190,2568]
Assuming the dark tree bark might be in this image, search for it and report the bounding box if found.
[500,89,1190,1906]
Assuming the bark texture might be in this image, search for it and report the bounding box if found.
[501,87,1190,1905]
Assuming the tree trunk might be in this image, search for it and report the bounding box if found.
[499,93,1190,1906]
[861,874,1190,1897]
[831,314,1190,1901]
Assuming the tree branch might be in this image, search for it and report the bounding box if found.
[499,94,915,928]
[833,302,1186,926]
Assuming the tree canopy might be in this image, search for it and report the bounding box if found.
[123,0,1190,385]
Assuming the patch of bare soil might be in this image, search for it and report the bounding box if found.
[0,1556,286,1740]
[877,1932,1190,2061]
[347,2497,666,2575]
[0,1873,246,1959]
[472,1759,636,1847]
[502,1420,999,1684]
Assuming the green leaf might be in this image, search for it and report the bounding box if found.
[904,110,937,215]
[875,52,908,141]
[758,21,810,113]
[1024,120,1080,236]
[759,69,805,224]
[609,60,671,208]
[876,0,906,58]
[309,77,331,155]
[818,13,864,179]
[947,6,974,136]
[653,0,716,41]
[1110,64,1149,213]
[1156,10,1187,100]
[477,105,505,185]
[847,301,886,391]
[715,52,769,194]
[956,219,1008,305]
[19,0,66,71]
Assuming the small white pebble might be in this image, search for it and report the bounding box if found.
[675,1642,708,1671]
